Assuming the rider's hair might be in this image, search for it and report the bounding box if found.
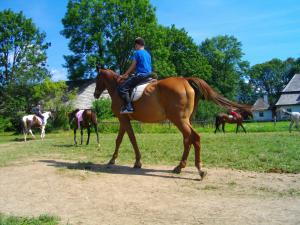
[135,37,145,46]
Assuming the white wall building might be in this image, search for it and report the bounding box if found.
[252,95,273,121]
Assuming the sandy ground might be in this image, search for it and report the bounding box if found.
[0,159,299,225]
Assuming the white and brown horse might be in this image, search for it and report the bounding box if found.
[22,111,52,141]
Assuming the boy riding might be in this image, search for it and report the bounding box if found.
[117,37,152,114]
[32,103,45,125]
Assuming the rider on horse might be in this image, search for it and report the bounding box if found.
[117,37,152,114]
[32,103,45,125]
[229,108,240,120]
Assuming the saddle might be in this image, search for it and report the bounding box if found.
[129,77,156,102]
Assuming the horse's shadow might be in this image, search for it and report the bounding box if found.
[38,159,200,181]
[52,144,75,148]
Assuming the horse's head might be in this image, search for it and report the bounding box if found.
[238,108,253,120]
[68,109,79,125]
[94,65,118,99]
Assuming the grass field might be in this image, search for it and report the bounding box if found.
[0,214,59,225]
[0,126,299,173]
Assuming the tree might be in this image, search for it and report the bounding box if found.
[61,0,157,80]
[0,9,50,86]
[199,35,247,99]
[159,25,211,80]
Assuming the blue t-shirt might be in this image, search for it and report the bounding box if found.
[131,49,152,75]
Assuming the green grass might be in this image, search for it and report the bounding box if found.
[0,128,299,173]
[0,214,59,225]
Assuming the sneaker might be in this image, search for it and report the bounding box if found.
[120,104,134,114]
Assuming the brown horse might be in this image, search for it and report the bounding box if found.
[68,109,100,146]
[214,110,252,134]
[94,67,251,179]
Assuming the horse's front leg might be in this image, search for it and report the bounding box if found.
[241,123,247,133]
[124,120,142,168]
[86,126,90,145]
[108,123,125,165]
[29,129,35,139]
[40,126,45,140]
[80,128,83,145]
[74,129,77,145]
[236,124,239,133]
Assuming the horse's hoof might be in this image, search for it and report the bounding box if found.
[173,166,182,174]
[199,170,207,181]
[108,159,115,165]
[133,162,142,169]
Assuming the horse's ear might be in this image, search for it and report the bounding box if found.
[96,64,100,72]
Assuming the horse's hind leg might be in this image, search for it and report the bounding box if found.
[80,128,83,145]
[108,123,125,165]
[172,120,192,174]
[190,127,206,180]
[289,121,293,132]
[236,124,239,133]
[222,123,225,133]
[94,123,100,147]
[24,130,27,142]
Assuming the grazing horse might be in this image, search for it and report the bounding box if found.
[68,109,100,146]
[214,110,252,133]
[94,67,251,180]
[279,108,300,132]
[22,111,52,142]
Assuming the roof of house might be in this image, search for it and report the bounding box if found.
[275,93,300,106]
[282,74,300,93]
[252,98,271,111]
[66,79,109,109]
[276,74,300,106]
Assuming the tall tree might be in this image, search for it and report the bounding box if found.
[0,9,50,86]
[61,0,157,80]
[162,25,211,80]
[199,35,247,99]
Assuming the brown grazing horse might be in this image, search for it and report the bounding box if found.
[94,67,251,179]
[214,110,252,133]
[68,109,100,146]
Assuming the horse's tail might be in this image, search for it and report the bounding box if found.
[186,77,252,113]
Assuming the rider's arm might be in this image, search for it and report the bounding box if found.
[122,60,136,78]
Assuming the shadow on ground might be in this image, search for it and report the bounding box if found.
[38,159,200,181]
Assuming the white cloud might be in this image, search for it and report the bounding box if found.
[50,68,67,81]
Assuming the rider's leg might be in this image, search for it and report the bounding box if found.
[117,74,150,112]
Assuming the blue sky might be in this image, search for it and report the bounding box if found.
[1,0,300,81]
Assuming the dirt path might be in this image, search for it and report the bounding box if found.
[0,159,299,225]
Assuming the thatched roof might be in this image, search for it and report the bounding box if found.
[66,79,109,109]
[276,74,300,106]
[252,98,270,111]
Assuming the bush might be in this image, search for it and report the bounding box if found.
[194,100,225,121]
[0,116,12,132]
[92,98,114,120]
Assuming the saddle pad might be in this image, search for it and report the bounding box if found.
[130,79,157,102]
[228,115,234,119]
[76,110,84,129]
